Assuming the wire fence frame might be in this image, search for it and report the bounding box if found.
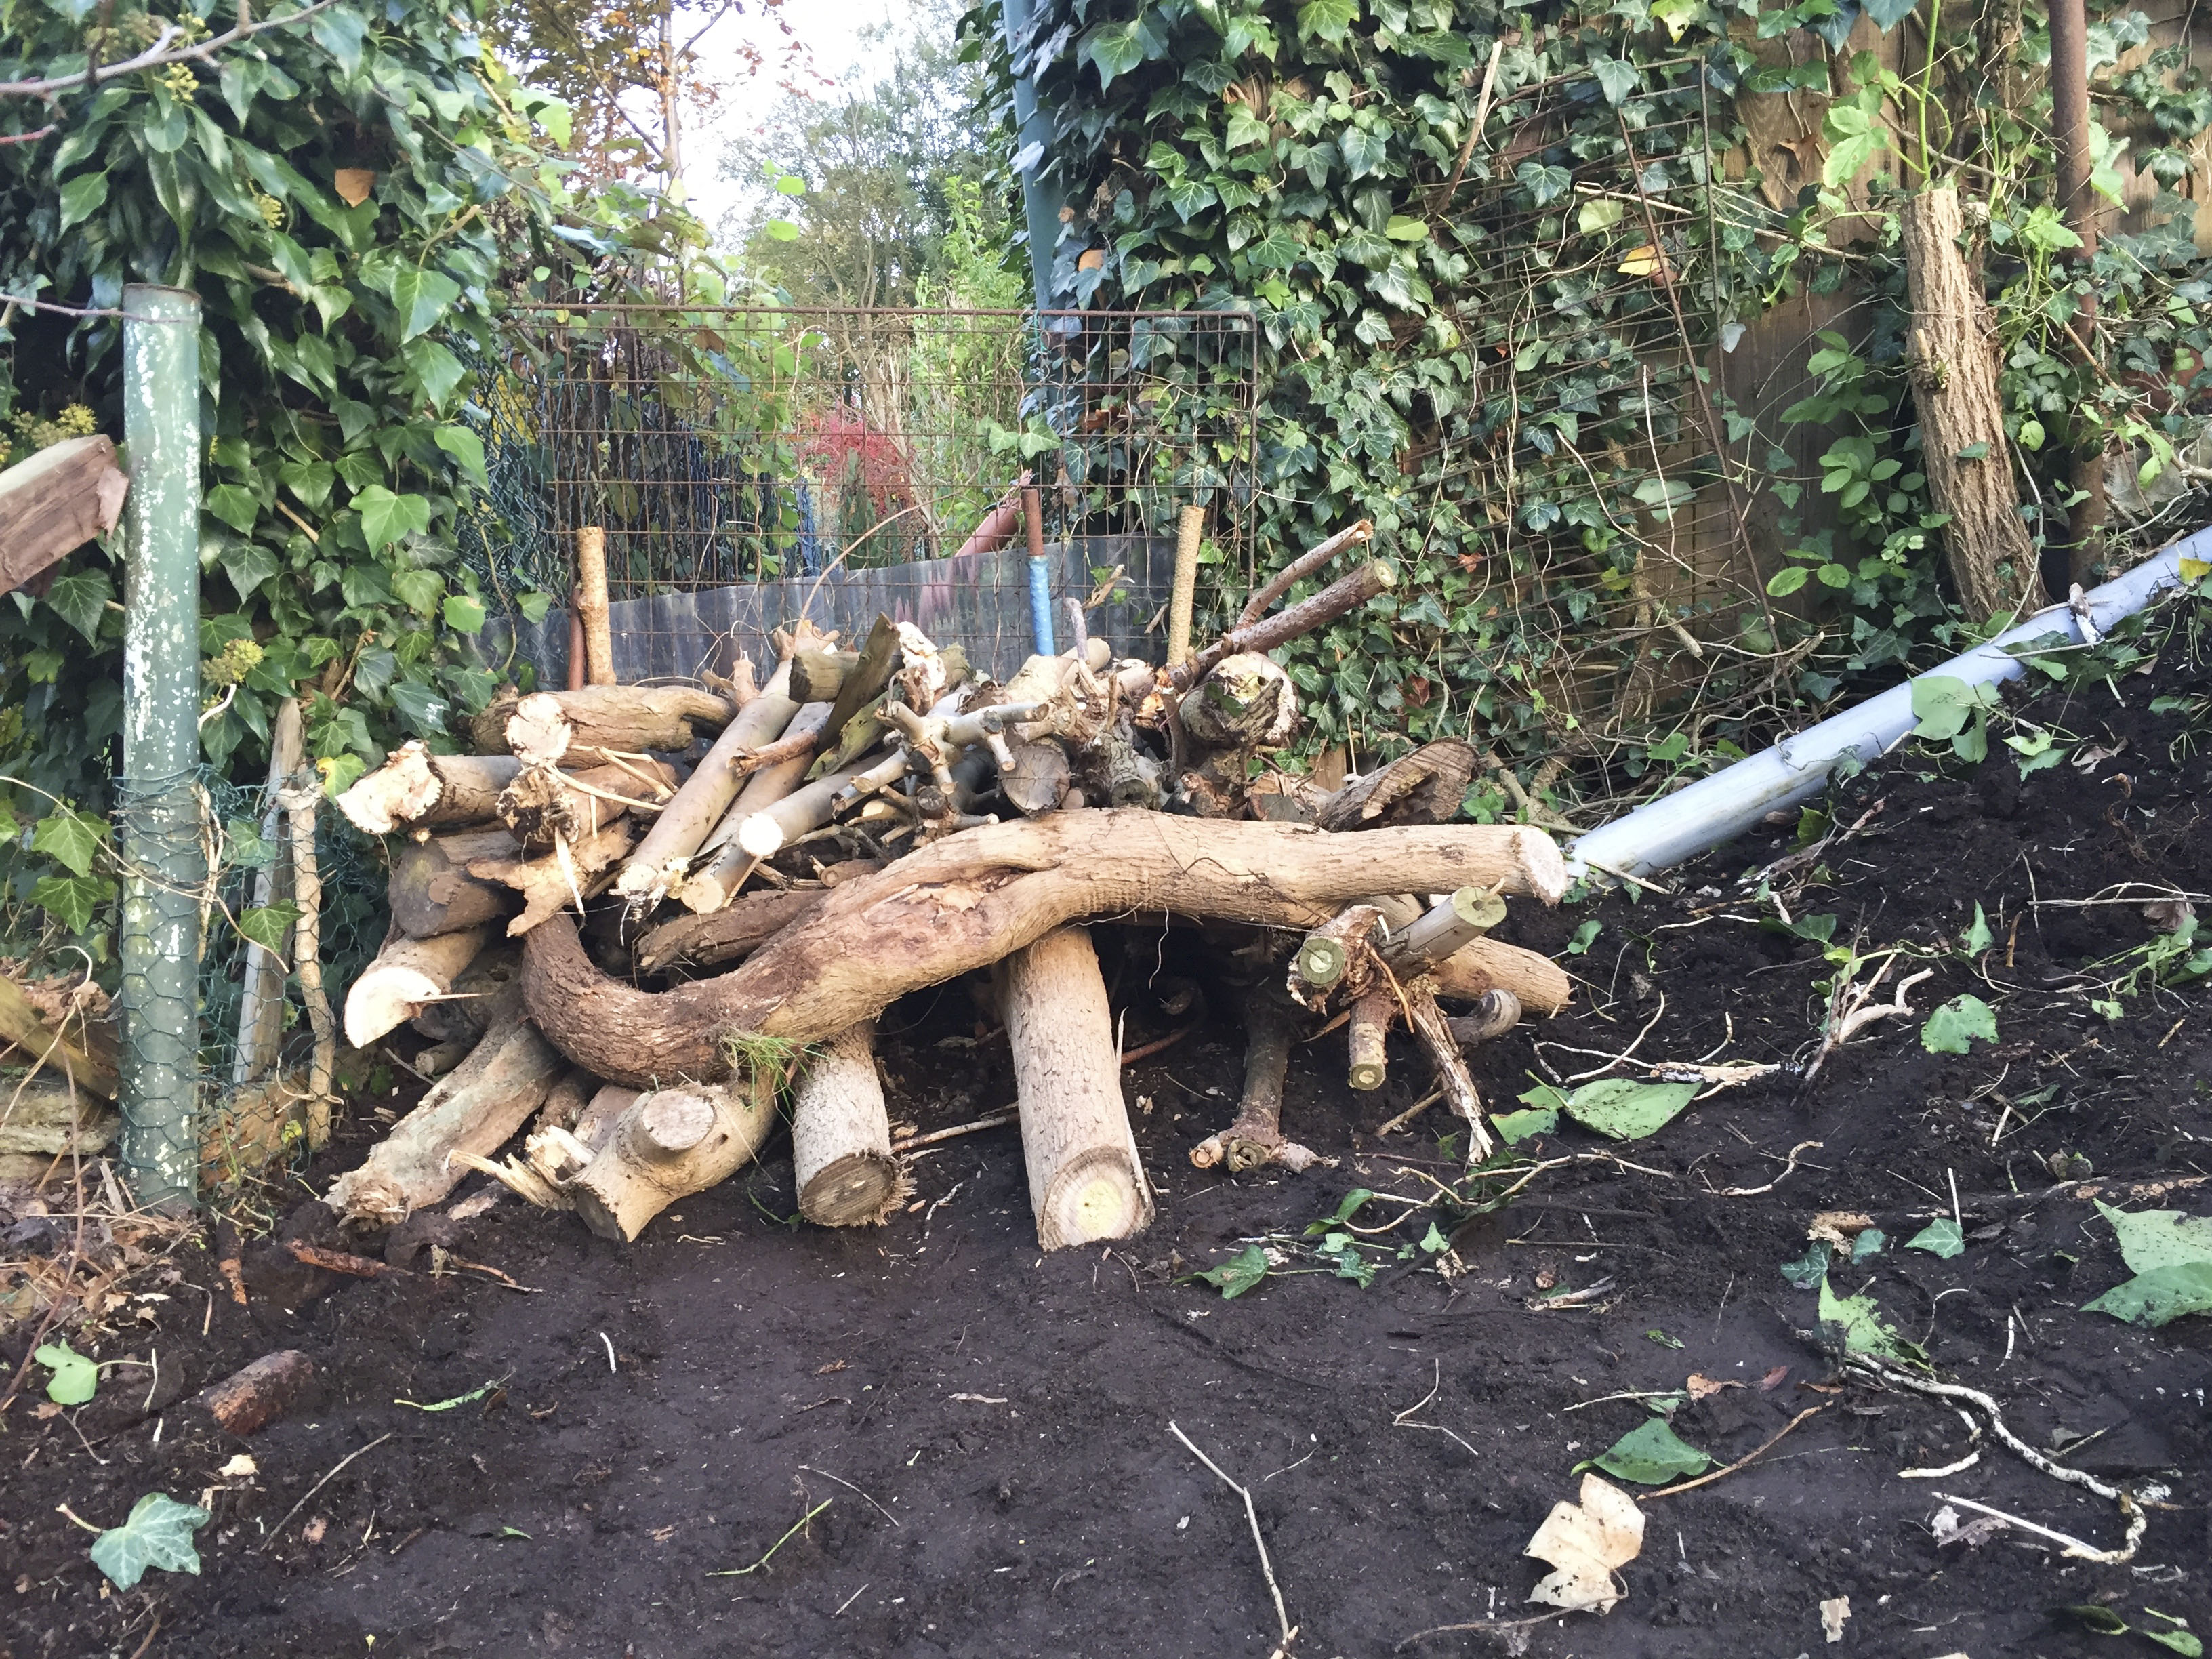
[471,305,1261,681]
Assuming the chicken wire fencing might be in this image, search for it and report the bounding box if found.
[464,306,1259,682]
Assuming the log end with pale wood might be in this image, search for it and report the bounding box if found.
[792,1019,907,1226]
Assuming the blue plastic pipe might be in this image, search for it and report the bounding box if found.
[1027,552,1057,657]
[1568,539,2197,880]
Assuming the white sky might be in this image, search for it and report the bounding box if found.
[683,0,916,247]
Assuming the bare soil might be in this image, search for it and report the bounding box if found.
[4,609,2209,1659]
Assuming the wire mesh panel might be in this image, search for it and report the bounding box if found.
[473,306,1257,680]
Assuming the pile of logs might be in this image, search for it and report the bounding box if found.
[328,524,1574,1252]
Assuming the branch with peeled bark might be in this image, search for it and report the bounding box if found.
[336,741,520,836]
[343,926,489,1048]
[1168,560,1395,694]
[522,814,1565,1087]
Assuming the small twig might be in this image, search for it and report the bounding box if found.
[1934,1492,2127,1561]
[1120,1023,1196,1066]
[1555,992,1668,1084]
[1391,1359,1481,1459]
[1375,1088,1442,1137]
[599,1332,617,1374]
[798,1466,900,1528]
[893,1109,1017,1153]
[1170,1421,1296,1657]
[260,1434,393,1553]
[1641,1406,1826,1499]
[706,1499,830,1576]
[1709,1140,1824,1197]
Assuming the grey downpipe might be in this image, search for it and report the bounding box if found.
[1568,537,2198,881]
[1000,0,1067,313]
[116,284,208,1210]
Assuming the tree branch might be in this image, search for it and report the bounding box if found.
[0,0,340,101]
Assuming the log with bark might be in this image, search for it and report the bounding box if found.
[324,985,563,1225]
[1315,739,1479,832]
[411,945,518,1043]
[390,828,526,939]
[567,1071,781,1241]
[634,888,829,975]
[521,815,1568,1086]
[469,684,737,764]
[197,1350,316,1437]
[792,1019,905,1225]
[1189,987,1323,1174]
[344,926,491,1048]
[997,926,1153,1250]
[497,759,678,853]
[335,742,523,836]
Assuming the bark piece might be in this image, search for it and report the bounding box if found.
[1378,886,1507,975]
[817,615,901,767]
[197,1350,316,1437]
[634,889,829,975]
[0,1086,117,1155]
[1315,740,1479,832]
[536,1069,596,1133]
[390,829,525,939]
[1900,186,2043,621]
[1404,980,1493,1160]
[568,1074,781,1242]
[614,663,798,903]
[411,946,519,1043]
[469,685,737,762]
[1448,989,1523,1047]
[232,697,304,1088]
[790,647,859,703]
[575,525,614,687]
[0,434,128,597]
[324,986,563,1225]
[0,975,116,1099]
[522,815,1568,1087]
[997,926,1153,1250]
[468,818,638,937]
[497,760,677,853]
[335,742,522,836]
[792,1019,905,1226]
[343,926,491,1049]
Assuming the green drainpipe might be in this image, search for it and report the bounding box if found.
[116,284,207,1211]
[1001,0,1067,314]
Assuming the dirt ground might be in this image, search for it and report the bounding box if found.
[5,602,2210,1659]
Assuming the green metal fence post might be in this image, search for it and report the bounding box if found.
[117,283,207,1211]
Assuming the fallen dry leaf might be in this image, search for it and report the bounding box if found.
[1525,1472,1644,1614]
[333,168,375,207]
[1820,1595,1850,1643]
[1685,1373,1741,1401]
[1807,1211,1875,1248]
[1759,1366,1791,1391]
[218,1454,258,1479]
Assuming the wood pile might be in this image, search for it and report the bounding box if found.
[329,525,1573,1250]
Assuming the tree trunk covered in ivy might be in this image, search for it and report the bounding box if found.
[1899,187,2044,621]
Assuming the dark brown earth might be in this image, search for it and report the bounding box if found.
[4,596,2209,1659]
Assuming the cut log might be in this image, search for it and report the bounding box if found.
[0,1086,117,1155]
[789,647,859,703]
[335,741,522,836]
[0,974,117,1099]
[523,815,1568,1086]
[1427,935,1572,1017]
[199,1070,312,1183]
[469,684,738,762]
[468,817,638,937]
[197,1350,316,1437]
[567,1073,781,1241]
[1289,903,1385,1008]
[997,926,1153,1250]
[613,665,800,906]
[998,739,1071,816]
[792,1019,904,1226]
[0,434,129,598]
[572,1083,642,1152]
[1378,886,1507,974]
[1448,989,1522,1047]
[634,889,829,975]
[497,759,678,853]
[343,926,490,1048]
[575,525,615,686]
[721,764,865,864]
[324,986,562,1225]
[817,614,901,764]
[1347,989,1392,1092]
[1179,653,1298,752]
[390,828,525,939]
[1315,739,1479,832]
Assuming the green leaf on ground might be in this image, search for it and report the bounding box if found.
[1905,1219,1965,1259]
[1490,1107,1558,1145]
[1850,1227,1885,1263]
[35,1340,97,1405]
[1419,1223,1449,1254]
[1564,919,1601,955]
[1818,1277,1921,1362]
[1959,904,1993,955]
[89,1492,209,1590]
[1921,994,1999,1054]
[1587,1417,1709,1486]
[1780,1240,1830,1288]
[394,1379,499,1412]
[1559,1078,1697,1141]
[2095,1200,2212,1274]
[1305,1188,1374,1235]
[1645,1328,1683,1349]
[2083,1263,2212,1328]
[1314,1232,1376,1287]
[1193,1244,1269,1300]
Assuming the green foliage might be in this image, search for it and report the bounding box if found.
[2082,1200,2212,1328]
[1191,1242,1270,1298]
[34,1340,98,1405]
[1921,993,1999,1054]
[89,1492,211,1590]
[1816,1275,1921,1363]
[1586,1417,1708,1486]
[1905,1218,1965,1259]
[1521,1077,1696,1141]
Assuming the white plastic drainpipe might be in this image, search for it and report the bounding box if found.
[1567,536,2200,882]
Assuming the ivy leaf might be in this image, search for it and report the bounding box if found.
[1779,1240,1830,1288]
[309,5,367,75]
[389,266,462,342]
[45,567,114,642]
[1587,1418,1708,1485]
[402,337,466,407]
[1242,226,1303,268]
[355,487,432,552]
[1296,0,1360,43]
[31,805,106,878]
[1490,1106,1557,1145]
[1921,994,1998,1054]
[1577,197,1624,234]
[1338,124,1388,180]
[1383,214,1427,241]
[1862,0,1920,29]
[237,901,299,951]
[1559,1078,1696,1141]
[1590,56,1641,106]
[390,567,445,616]
[1905,1219,1965,1258]
[443,594,487,634]
[1225,106,1270,151]
[432,424,487,487]
[1165,178,1219,222]
[30,873,110,933]
[34,1340,97,1405]
[2082,1263,2212,1328]
[89,1493,211,1591]
[1817,1277,1921,1361]
[1192,1244,1269,1299]
[222,540,281,602]
[516,591,554,626]
[1517,161,1572,207]
[388,678,451,735]
[57,171,108,233]
[1082,20,1149,88]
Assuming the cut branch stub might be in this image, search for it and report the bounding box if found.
[567,1071,781,1242]
[792,1019,905,1226]
[390,828,525,940]
[1289,902,1384,1010]
[1347,989,1393,1092]
[335,742,520,836]
[1378,886,1507,974]
[343,925,490,1049]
